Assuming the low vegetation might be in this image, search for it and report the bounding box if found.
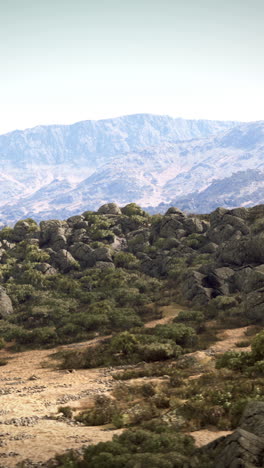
[0,202,263,466]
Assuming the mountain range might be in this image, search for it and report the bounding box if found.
[0,113,263,224]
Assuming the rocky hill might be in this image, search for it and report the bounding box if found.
[0,203,263,467]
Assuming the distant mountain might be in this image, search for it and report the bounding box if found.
[1,114,264,224]
[0,114,236,168]
[147,169,264,214]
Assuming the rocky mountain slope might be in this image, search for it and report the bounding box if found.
[0,202,263,466]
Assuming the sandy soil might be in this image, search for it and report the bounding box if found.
[190,429,233,447]
[0,305,253,466]
[0,343,122,467]
[145,303,187,328]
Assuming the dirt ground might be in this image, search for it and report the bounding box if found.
[0,342,123,467]
[0,304,252,466]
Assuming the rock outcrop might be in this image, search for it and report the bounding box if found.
[199,402,264,468]
[0,287,13,318]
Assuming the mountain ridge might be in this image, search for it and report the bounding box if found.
[0,114,263,224]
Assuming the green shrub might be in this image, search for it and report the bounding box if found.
[121,203,147,217]
[76,395,118,426]
[175,310,204,324]
[0,227,15,241]
[251,218,264,234]
[216,351,254,371]
[139,342,181,362]
[6,283,35,305]
[252,330,264,360]
[110,332,139,355]
[58,406,73,418]
[113,252,139,269]
[152,324,197,347]
[210,295,238,311]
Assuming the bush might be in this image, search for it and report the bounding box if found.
[216,351,254,371]
[252,330,264,360]
[76,395,118,426]
[58,406,73,418]
[113,252,139,269]
[110,332,139,355]
[175,310,204,324]
[121,203,147,217]
[152,324,197,347]
[139,342,181,362]
[210,295,238,311]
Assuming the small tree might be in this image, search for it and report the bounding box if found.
[110,332,138,355]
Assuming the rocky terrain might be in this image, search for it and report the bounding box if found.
[0,202,263,466]
[0,306,257,467]
[1,114,264,224]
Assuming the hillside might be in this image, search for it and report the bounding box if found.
[0,202,263,466]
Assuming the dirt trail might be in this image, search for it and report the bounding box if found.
[190,429,233,447]
[0,344,122,467]
[0,305,253,465]
[0,305,186,467]
[189,325,251,364]
[145,303,187,328]
[188,325,252,447]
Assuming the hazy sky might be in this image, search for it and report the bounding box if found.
[0,0,263,133]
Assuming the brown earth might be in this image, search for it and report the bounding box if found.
[0,304,253,466]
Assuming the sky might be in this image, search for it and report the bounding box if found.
[0,0,263,134]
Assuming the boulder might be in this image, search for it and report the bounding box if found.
[159,217,185,238]
[0,287,13,318]
[230,207,250,220]
[52,249,78,273]
[199,401,264,467]
[209,207,229,228]
[243,288,264,322]
[66,215,85,228]
[174,229,187,239]
[70,228,90,244]
[12,220,39,242]
[181,271,213,306]
[40,219,69,250]
[217,235,264,266]
[97,203,121,215]
[239,401,264,437]
[69,242,93,262]
[202,267,235,295]
[51,231,68,252]
[232,265,264,293]
[110,236,127,251]
[205,428,264,468]
[164,207,186,218]
[183,217,204,234]
[200,242,218,254]
[93,247,112,263]
[207,224,240,244]
[35,263,57,276]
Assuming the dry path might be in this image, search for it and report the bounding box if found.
[0,304,253,465]
[0,344,122,467]
[145,303,187,328]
